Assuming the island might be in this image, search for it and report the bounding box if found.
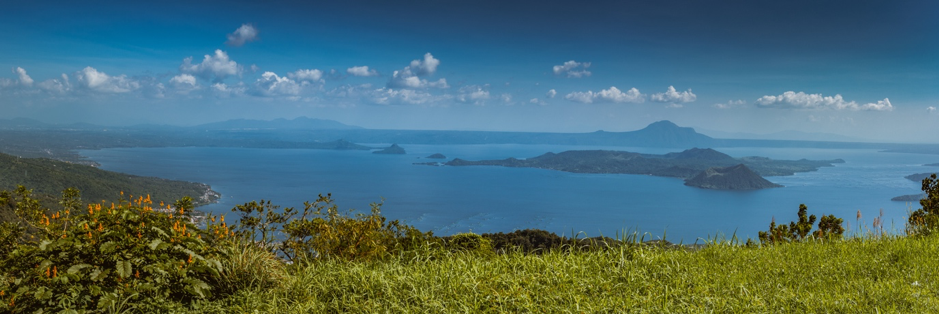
[426,153,447,159]
[926,163,939,167]
[373,143,406,154]
[891,172,937,202]
[906,173,938,182]
[442,148,844,190]
[684,164,782,190]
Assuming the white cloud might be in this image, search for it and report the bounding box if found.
[169,74,199,93]
[501,93,512,104]
[552,60,591,78]
[928,106,937,113]
[565,86,644,104]
[756,91,893,111]
[665,103,683,108]
[651,86,696,103]
[226,24,259,47]
[410,53,440,76]
[388,53,447,89]
[713,99,745,109]
[347,66,378,77]
[456,85,490,104]
[546,89,557,98]
[179,50,242,82]
[389,71,448,89]
[13,67,33,86]
[169,74,197,86]
[288,69,325,83]
[372,88,448,105]
[74,67,140,93]
[252,71,302,96]
[37,74,71,94]
[250,64,260,73]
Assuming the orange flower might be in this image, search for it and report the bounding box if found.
[120,191,124,196]
[188,254,193,264]
[52,266,57,278]
[45,267,50,277]
[135,270,140,278]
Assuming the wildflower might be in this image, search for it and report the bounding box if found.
[45,267,50,277]
[87,232,92,239]
[188,254,193,264]
[53,266,57,278]
[135,270,140,278]
[857,210,862,220]
[120,191,123,196]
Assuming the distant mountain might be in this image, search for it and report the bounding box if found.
[628,121,715,146]
[194,117,362,130]
[684,164,782,190]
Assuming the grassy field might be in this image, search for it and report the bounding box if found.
[185,234,939,313]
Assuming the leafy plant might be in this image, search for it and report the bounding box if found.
[0,187,227,312]
[758,204,843,245]
[231,194,431,263]
[908,173,939,236]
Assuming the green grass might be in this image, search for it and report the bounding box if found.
[189,234,939,313]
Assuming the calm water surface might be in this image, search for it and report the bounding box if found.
[80,145,938,242]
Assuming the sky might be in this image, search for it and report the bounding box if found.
[1,0,937,142]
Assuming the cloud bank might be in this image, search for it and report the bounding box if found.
[756,91,893,111]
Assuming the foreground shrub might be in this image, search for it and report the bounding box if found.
[757,204,844,245]
[482,229,570,254]
[0,187,227,312]
[231,194,431,263]
[908,173,939,236]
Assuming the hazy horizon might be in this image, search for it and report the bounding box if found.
[1,1,937,142]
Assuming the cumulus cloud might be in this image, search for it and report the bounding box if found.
[12,67,33,86]
[456,85,490,104]
[713,99,745,109]
[179,50,242,82]
[756,91,893,111]
[388,53,447,89]
[288,69,325,83]
[651,86,696,103]
[565,86,644,104]
[410,53,440,76]
[74,67,140,93]
[552,60,591,78]
[372,88,448,105]
[347,66,378,77]
[226,24,259,47]
[252,71,302,96]
[928,106,937,113]
[37,74,71,94]
[546,89,557,98]
[169,74,199,93]
[501,93,512,104]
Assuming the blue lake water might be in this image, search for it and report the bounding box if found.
[79,145,938,242]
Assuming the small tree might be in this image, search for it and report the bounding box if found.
[758,204,843,245]
[908,173,939,236]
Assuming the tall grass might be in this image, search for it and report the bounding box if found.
[192,234,939,313]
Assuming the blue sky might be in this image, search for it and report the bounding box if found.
[1,0,937,142]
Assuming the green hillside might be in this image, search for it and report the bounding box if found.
[0,152,217,208]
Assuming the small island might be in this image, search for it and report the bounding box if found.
[426,153,447,159]
[373,143,407,154]
[442,148,843,190]
[891,172,936,202]
[926,163,939,167]
[684,164,782,190]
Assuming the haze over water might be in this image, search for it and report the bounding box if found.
[81,145,934,242]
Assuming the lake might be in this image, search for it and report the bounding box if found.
[80,145,937,242]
